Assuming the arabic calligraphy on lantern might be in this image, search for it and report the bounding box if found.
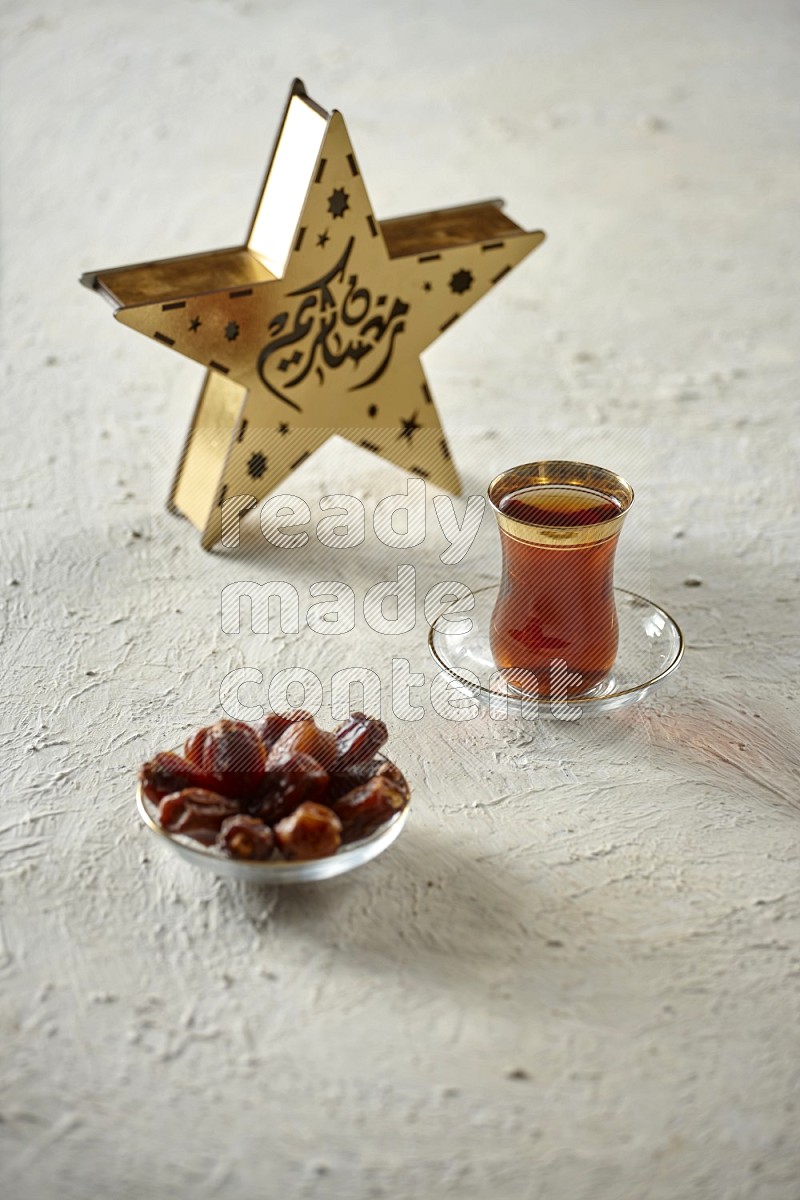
[257,238,410,410]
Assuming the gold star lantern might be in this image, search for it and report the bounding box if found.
[82,79,545,549]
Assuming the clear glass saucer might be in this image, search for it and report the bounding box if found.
[428,585,684,718]
[136,777,409,884]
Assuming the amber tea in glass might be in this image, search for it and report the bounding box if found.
[488,461,634,698]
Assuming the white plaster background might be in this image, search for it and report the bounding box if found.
[1,1,799,1197]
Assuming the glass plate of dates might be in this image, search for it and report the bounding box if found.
[136,711,410,883]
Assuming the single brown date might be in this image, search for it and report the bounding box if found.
[332,776,405,843]
[274,802,342,860]
[267,719,337,770]
[372,760,410,802]
[158,788,240,844]
[218,814,275,860]
[139,752,208,804]
[184,719,266,800]
[256,710,313,753]
[329,757,409,803]
[328,760,378,801]
[257,752,329,823]
[333,712,388,768]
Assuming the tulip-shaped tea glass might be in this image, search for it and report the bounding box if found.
[488,460,635,700]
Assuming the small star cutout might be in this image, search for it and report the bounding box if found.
[449,269,474,295]
[316,230,330,248]
[367,404,378,418]
[398,411,421,442]
[224,321,240,341]
[277,422,290,435]
[423,282,432,292]
[189,316,201,332]
[247,451,267,479]
[327,187,350,219]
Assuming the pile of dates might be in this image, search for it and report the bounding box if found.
[138,711,409,862]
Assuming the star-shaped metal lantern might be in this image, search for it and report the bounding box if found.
[82,80,545,549]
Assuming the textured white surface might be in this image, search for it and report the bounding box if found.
[2,1,800,1198]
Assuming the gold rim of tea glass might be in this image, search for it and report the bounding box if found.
[427,585,684,708]
[487,459,634,546]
